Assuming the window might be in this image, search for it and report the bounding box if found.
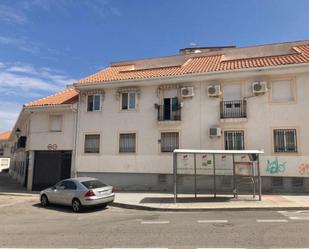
[224,130,244,150]
[64,181,77,190]
[81,180,107,189]
[161,132,179,152]
[121,92,136,110]
[161,97,180,121]
[87,95,101,112]
[50,115,62,132]
[84,134,100,153]
[273,129,297,153]
[119,133,136,153]
[271,79,294,102]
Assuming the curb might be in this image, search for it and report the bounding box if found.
[0,192,38,197]
[111,202,309,212]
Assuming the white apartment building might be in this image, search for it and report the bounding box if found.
[8,40,309,192]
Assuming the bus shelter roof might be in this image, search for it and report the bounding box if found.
[173,149,264,154]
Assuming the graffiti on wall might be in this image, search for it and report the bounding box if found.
[299,163,309,175]
[266,158,286,174]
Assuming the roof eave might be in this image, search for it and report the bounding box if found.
[74,62,309,90]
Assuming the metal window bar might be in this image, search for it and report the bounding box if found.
[119,133,136,153]
[220,100,247,118]
[274,129,297,152]
[161,132,179,152]
[157,104,181,121]
[224,131,244,150]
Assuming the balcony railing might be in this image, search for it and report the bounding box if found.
[157,104,181,121]
[220,100,247,119]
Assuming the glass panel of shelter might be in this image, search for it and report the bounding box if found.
[176,153,257,198]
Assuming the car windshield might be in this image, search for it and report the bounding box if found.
[81,180,107,189]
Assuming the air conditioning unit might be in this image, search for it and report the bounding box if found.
[207,85,221,97]
[209,127,221,137]
[252,81,268,94]
[181,87,194,98]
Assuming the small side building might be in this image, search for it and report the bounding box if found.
[9,87,78,190]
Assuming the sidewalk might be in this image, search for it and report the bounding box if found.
[1,172,309,210]
[0,172,38,196]
[112,192,309,211]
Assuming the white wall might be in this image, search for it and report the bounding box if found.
[74,71,309,177]
[28,109,75,151]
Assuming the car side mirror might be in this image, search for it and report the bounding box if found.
[51,186,56,190]
[56,186,65,190]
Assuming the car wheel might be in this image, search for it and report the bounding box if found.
[40,194,49,207]
[72,198,82,213]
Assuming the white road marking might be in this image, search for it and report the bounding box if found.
[289,216,309,220]
[278,210,309,220]
[197,220,228,223]
[141,220,170,224]
[256,219,288,223]
[197,248,246,249]
[103,248,169,249]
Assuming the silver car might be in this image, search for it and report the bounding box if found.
[40,177,115,212]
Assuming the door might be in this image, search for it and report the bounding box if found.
[223,84,242,117]
[32,151,72,191]
[163,97,178,120]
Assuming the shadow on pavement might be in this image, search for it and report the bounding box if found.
[32,202,109,213]
[140,196,233,204]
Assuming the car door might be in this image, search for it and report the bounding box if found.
[54,181,66,204]
[47,181,65,204]
[61,180,77,205]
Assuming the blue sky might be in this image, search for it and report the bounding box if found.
[1,0,309,132]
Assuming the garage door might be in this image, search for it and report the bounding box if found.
[32,151,72,191]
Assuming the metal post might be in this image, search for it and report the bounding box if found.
[173,152,177,203]
[252,161,256,198]
[194,153,197,198]
[257,154,262,201]
[213,153,216,198]
[232,153,236,198]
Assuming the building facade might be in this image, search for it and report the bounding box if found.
[8,40,309,192]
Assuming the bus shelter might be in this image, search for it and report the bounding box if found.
[172,149,264,203]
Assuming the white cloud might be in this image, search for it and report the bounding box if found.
[0,36,41,54]
[0,0,121,26]
[0,62,76,97]
[0,4,27,25]
[0,62,76,132]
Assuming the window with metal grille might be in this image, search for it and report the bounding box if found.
[84,134,100,153]
[87,95,101,112]
[161,132,179,152]
[224,131,244,150]
[273,129,297,153]
[119,133,136,153]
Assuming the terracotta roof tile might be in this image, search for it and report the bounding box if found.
[0,131,11,140]
[77,45,309,85]
[25,87,78,107]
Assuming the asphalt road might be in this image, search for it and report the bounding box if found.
[0,195,309,249]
